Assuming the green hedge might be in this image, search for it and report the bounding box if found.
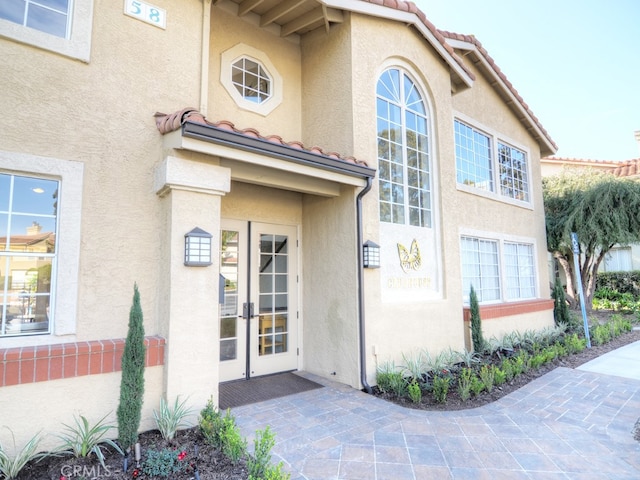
[596,271,640,298]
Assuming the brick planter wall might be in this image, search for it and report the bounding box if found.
[0,335,165,387]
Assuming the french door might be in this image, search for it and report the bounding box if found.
[219,220,298,382]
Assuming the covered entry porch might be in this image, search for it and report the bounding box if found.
[154,108,375,408]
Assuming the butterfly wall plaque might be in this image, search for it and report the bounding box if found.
[397,239,421,273]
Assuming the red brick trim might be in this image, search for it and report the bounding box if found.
[0,336,165,387]
[463,299,554,322]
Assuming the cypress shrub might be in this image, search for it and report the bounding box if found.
[117,283,146,451]
[470,286,484,353]
[552,281,571,326]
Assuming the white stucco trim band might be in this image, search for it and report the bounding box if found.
[154,156,231,198]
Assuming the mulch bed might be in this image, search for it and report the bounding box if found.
[372,326,640,412]
[17,427,248,479]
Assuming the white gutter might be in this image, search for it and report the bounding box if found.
[200,0,212,115]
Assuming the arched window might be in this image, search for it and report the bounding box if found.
[377,68,432,227]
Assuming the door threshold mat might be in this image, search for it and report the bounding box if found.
[219,372,323,410]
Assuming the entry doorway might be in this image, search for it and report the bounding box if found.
[219,220,299,382]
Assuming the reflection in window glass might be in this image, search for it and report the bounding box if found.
[231,57,272,104]
[0,0,70,38]
[377,68,431,227]
[1,173,58,336]
[258,233,288,356]
[219,230,239,361]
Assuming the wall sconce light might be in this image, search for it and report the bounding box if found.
[363,240,380,268]
[184,227,212,266]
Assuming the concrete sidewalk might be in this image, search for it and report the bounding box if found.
[233,344,640,479]
[578,339,640,381]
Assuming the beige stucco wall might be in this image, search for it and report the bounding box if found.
[0,368,164,451]
[297,12,554,385]
[209,5,302,141]
[301,187,361,387]
[0,0,210,446]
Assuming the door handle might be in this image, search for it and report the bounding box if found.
[240,302,256,319]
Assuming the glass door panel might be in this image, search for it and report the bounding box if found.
[250,225,297,377]
[219,221,298,381]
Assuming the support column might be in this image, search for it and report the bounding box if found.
[155,155,231,409]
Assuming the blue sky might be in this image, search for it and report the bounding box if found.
[415,0,640,161]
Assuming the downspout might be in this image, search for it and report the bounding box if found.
[356,176,373,394]
[200,0,212,116]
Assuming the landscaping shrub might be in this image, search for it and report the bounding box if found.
[117,283,146,451]
[407,380,422,404]
[596,271,640,298]
[432,375,450,404]
[478,365,496,393]
[552,281,571,327]
[153,396,193,441]
[199,397,224,447]
[57,414,123,468]
[0,430,45,480]
[457,368,473,401]
[469,286,485,352]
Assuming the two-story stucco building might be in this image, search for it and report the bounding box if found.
[1,0,556,448]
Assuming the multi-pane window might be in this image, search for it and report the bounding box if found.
[603,247,633,272]
[455,119,530,203]
[461,236,537,303]
[460,237,500,302]
[504,242,535,299]
[0,0,70,38]
[454,120,493,191]
[377,68,432,227]
[231,57,272,104]
[498,143,529,201]
[1,173,58,336]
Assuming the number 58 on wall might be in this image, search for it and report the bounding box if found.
[124,0,167,29]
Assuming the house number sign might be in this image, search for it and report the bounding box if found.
[124,0,167,29]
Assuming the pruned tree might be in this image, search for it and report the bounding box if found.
[469,286,484,352]
[117,283,146,451]
[543,169,640,310]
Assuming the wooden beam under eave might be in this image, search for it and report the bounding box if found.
[323,6,343,23]
[281,6,325,36]
[238,0,264,16]
[261,0,306,26]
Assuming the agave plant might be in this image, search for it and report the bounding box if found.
[0,429,46,480]
[57,414,123,467]
[153,395,194,441]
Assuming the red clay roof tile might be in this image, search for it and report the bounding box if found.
[154,108,370,168]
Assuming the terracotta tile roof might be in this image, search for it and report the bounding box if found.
[359,0,475,82]
[611,159,640,178]
[542,156,640,178]
[154,108,369,168]
[542,156,622,166]
[437,30,557,153]
[355,1,556,154]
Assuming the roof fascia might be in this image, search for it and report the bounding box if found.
[319,0,474,88]
[178,121,376,182]
[446,39,557,157]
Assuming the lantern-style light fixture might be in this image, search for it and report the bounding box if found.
[184,227,212,266]
[363,240,380,268]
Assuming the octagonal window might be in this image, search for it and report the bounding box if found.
[232,57,272,104]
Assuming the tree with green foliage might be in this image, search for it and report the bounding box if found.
[469,286,484,352]
[552,280,571,327]
[117,283,146,451]
[543,169,640,310]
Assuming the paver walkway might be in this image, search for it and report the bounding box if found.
[233,352,640,479]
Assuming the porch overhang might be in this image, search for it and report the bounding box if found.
[162,121,376,196]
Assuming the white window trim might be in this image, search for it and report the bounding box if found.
[454,112,533,210]
[0,150,83,347]
[460,228,539,305]
[376,64,435,228]
[220,43,283,116]
[0,0,94,62]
